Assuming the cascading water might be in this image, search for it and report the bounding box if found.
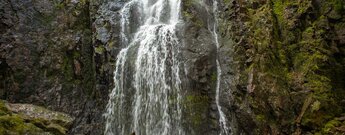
[104,0,184,135]
[210,0,231,135]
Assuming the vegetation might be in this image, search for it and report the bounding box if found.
[221,0,345,134]
[0,101,72,135]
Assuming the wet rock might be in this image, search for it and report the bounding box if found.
[219,0,345,134]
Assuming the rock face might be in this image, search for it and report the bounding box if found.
[0,0,104,134]
[181,1,231,134]
[0,0,344,134]
[218,0,345,134]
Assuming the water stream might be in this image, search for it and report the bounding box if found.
[104,0,184,135]
[104,0,231,134]
[211,0,231,135]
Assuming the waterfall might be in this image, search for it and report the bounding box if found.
[211,0,231,135]
[104,0,184,135]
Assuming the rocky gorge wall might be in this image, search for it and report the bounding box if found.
[218,0,345,134]
[0,0,105,134]
[0,0,344,134]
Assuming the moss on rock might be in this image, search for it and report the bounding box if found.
[183,94,210,129]
[219,0,345,134]
[0,100,73,135]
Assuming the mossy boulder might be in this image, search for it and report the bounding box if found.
[0,100,74,135]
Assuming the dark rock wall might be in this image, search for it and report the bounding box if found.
[219,0,345,134]
[0,0,104,134]
[181,1,226,134]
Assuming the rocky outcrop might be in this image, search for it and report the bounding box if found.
[0,100,73,135]
[0,0,104,134]
[218,0,345,134]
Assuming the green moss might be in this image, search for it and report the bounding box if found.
[95,46,105,54]
[255,114,266,123]
[333,0,344,13]
[211,72,217,82]
[0,114,43,134]
[73,51,81,58]
[183,95,209,127]
[223,0,231,4]
[225,0,345,133]
[54,1,65,9]
[46,123,66,135]
[297,1,312,14]
[31,118,49,128]
[311,100,321,112]
[184,0,196,7]
[29,115,70,134]
[322,119,341,133]
[183,11,203,28]
[182,0,205,28]
[272,0,312,28]
[0,115,22,129]
[0,101,10,116]
[0,101,72,134]
[272,0,284,23]
[294,17,344,132]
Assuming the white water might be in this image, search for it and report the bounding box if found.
[211,0,231,135]
[104,0,184,135]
